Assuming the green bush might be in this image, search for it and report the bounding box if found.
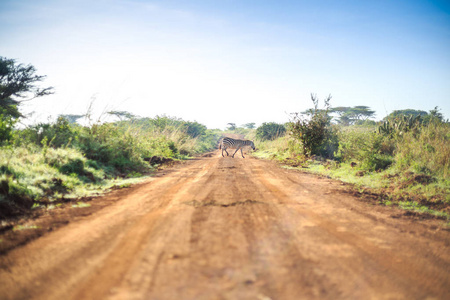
[14,117,77,148]
[1,113,222,216]
[256,122,286,141]
[289,94,336,158]
[394,122,449,177]
[0,112,17,143]
[183,121,207,138]
[316,124,339,158]
[378,114,423,138]
[336,127,394,171]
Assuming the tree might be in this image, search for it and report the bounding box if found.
[352,106,376,120]
[382,108,446,127]
[242,122,256,129]
[227,123,236,130]
[107,110,137,121]
[256,122,286,141]
[183,121,206,138]
[423,107,445,124]
[384,109,428,121]
[59,114,85,124]
[0,57,54,119]
[330,106,375,125]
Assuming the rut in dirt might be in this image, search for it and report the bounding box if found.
[0,153,449,300]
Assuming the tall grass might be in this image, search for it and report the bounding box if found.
[336,126,395,171]
[0,115,221,217]
[252,121,450,218]
[394,122,449,178]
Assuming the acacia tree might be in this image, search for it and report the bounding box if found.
[227,123,236,130]
[107,110,137,121]
[330,106,375,125]
[242,122,256,129]
[0,56,54,119]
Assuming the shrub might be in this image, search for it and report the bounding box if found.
[14,116,76,148]
[289,94,337,158]
[336,127,394,171]
[0,111,17,143]
[394,122,449,177]
[183,121,207,138]
[378,114,423,138]
[256,122,286,141]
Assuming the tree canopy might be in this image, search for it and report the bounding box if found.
[59,114,86,124]
[329,106,375,125]
[384,107,446,124]
[385,109,428,120]
[0,57,54,118]
[242,122,256,129]
[107,110,137,121]
[227,123,236,130]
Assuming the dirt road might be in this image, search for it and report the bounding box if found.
[1,153,449,299]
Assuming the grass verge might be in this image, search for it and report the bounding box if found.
[253,136,450,224]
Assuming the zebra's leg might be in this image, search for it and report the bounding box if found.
[223,147,229,156]
[232,147,240,158]
[240,148,245,158]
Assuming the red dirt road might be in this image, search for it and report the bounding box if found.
[1,153,449,299]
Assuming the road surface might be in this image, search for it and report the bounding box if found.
[1,152,449,299]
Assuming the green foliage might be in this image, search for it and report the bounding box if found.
[14,116,76,148]
[251,106,449,219]
[330,106,376,125]
[381,107,446,135]
[0,146,108,217]
[385,109,428,120]
[183,121,206,138]
[393,122,449,178]
[0,109,17,143]
[243,123,256,129]
[0,56,54,119]
[289,94,337,158]
[59,114,85,124]
[378,114,423,137]
[318,124,340,159]
[227,123,237,130]
[354,119,377,126]
[336,127,394,171]
[423,106,445,124]
[1,114,220,217]
[256,122,286,141]
[107,110,136,121]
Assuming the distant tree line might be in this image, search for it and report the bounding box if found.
[325,106,445,126]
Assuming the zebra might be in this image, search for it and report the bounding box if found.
[219,137,256,158]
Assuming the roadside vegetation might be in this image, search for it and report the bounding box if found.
[252,94,449,222]
[0,57,221,218]
[2,56,448,224]
[0,115,221,218]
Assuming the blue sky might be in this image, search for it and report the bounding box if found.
[1,0,449,128]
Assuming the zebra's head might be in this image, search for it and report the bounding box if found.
[250,141,256,151]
